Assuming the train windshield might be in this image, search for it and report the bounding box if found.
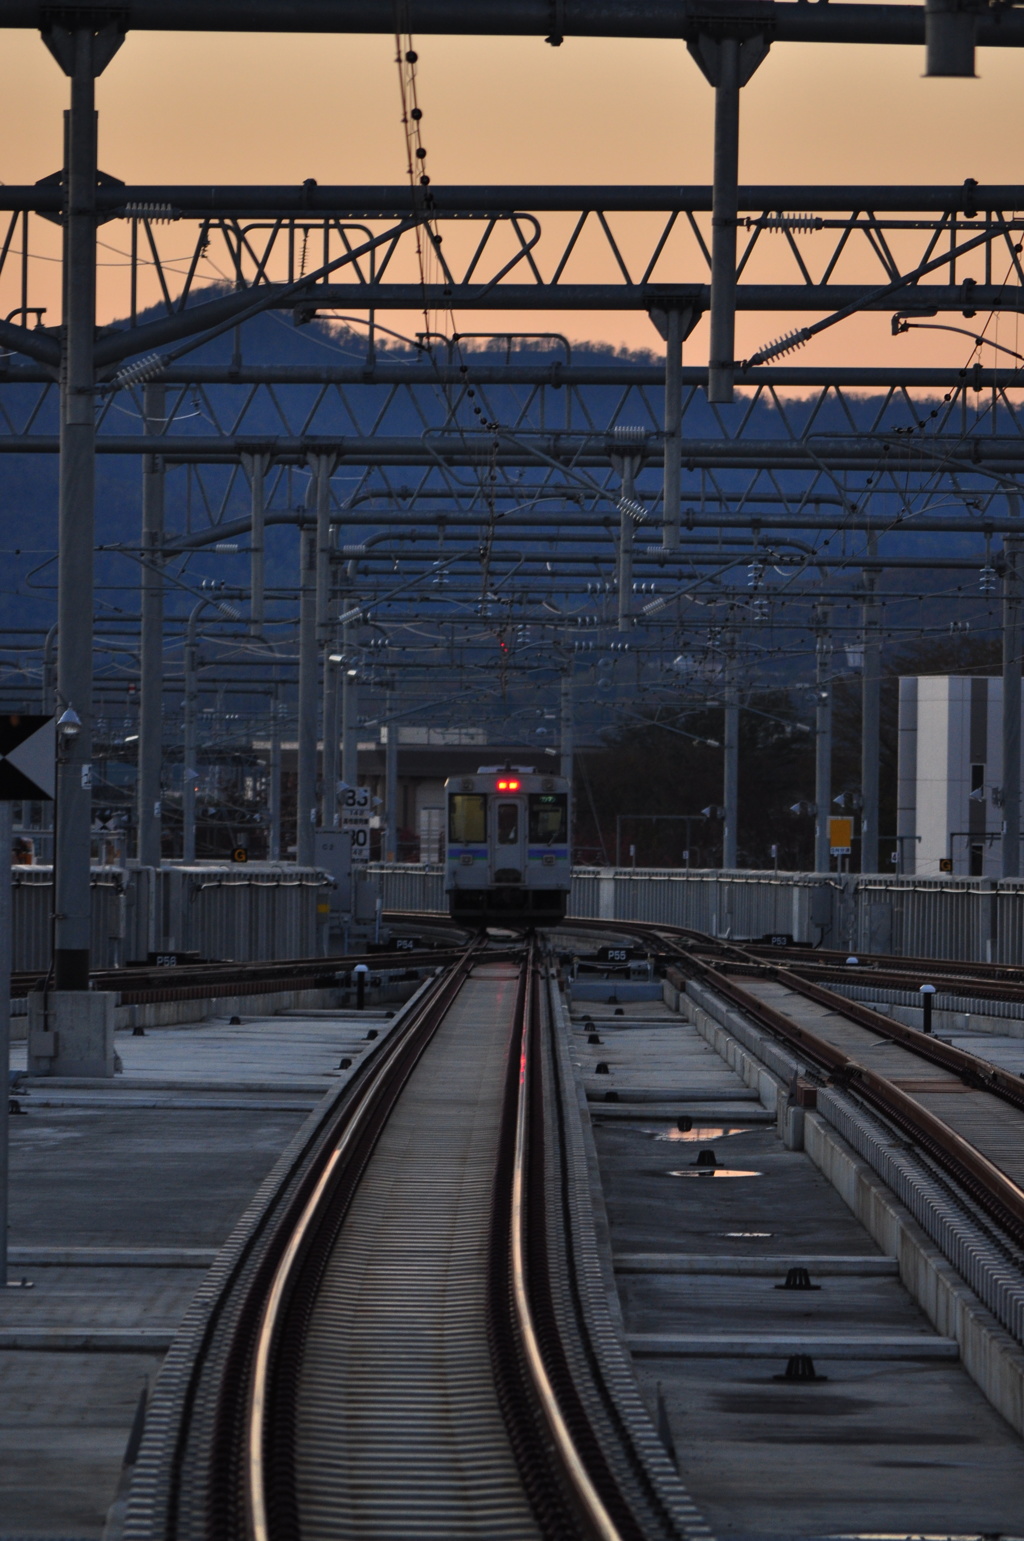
[496,801,520,844]
[449,794,486,844]
[529,794,567,845]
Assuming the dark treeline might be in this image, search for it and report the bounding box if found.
[573,637,1002,871]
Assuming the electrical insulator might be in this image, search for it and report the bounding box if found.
[980,565,997,594]
[747,560,764,588]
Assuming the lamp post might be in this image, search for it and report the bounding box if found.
[51,708,82,981]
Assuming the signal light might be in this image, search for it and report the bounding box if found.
[496,778,520,792]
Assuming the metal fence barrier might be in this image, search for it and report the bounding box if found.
[13,861,1022,969]
[369,863,1024,965]
[11,863,331,972]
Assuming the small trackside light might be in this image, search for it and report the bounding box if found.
[496,778,520,792]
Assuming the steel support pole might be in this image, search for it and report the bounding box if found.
[54,31,101,988]
[708,36,740,406]
[617,456,638,633]
[40,626,57,852]
[243,452,269,634]
[268,687,282,862]
[814,612,833,873]
[560,664,574,783]
[296,527,317,865]
[0,800,11,1286]
[1002,535,1021,878]
[321,650,340,828]
[384,712,398,862]
[861,546,882,874]
[313,454,335,639]
[341,652,359,790]
[182,613,198,864]
[722,639,739,868]
[137,382,165,870]
[662,305,682,550]
[313,455,338,828]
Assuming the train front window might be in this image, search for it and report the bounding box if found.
[449,794,486,844]
[529,794,567,845]
[496,802,520,844]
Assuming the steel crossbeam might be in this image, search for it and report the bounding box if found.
[1,188,1022,373]
[0,1,1015,48]
[8,6,1024,950]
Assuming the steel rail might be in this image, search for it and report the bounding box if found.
[121,940,502,1541]
[244,939,486,1541]
[12,943,465,1005]
[741,939,1024,986]
[558,913,1024,1112]
[617,918,1024,1117]
[759,960,1024,1010]
[508,941,623,1541]
[555,916,1024,1249]
[769,965,1024,1110]
[230,930,674,1541]
[489,938,694,1540]
[666,955,1024,1252]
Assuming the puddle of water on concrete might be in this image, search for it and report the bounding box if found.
[654,1125,755,1143]
[667,1168,763,1179]
[723,1231,773,1237]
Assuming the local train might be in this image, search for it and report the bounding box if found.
[444,767,572,927]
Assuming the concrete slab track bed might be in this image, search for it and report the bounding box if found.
[3,940,1024,1538]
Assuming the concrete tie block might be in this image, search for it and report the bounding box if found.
[27,990,117,1078]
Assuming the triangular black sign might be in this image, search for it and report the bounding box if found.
[0,715,55,801]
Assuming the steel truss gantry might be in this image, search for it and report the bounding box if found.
[3,3,1024,978]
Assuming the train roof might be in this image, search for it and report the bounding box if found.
[444,768,569,790]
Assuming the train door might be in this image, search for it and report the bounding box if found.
[490,790,526,884]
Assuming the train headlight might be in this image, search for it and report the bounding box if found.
[496,778,520,792]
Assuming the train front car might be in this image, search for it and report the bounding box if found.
[444,768,571,928]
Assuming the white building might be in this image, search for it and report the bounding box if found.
[897,675,1011,877]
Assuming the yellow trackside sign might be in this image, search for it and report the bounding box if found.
[829,817,853,855]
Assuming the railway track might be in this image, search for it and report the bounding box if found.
[108,912,1024,1535]
[124,936,704,1541]
[562,916,1024,1246]
[10,943,463,1008]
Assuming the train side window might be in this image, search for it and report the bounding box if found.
[529,794,567,844]
[449,794,486,843]
[497,802,520,844]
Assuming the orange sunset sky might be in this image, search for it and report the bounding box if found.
[1,26,1022,376]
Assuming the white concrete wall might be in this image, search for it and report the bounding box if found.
[901,676,1012,877]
